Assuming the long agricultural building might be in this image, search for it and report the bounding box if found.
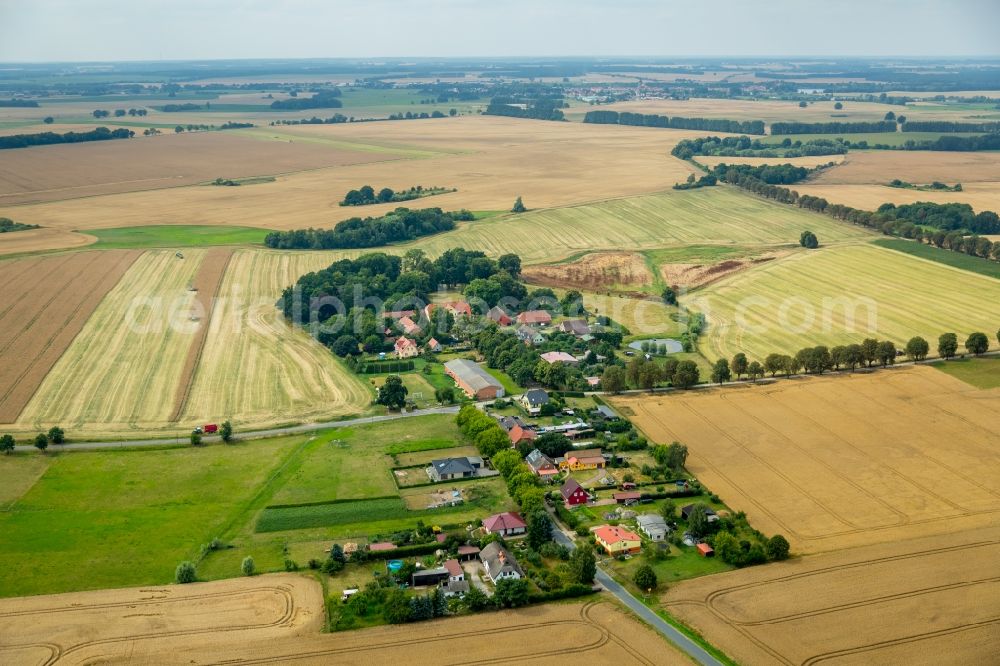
[444,358,505,401]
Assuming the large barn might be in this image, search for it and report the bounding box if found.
[443,358,505,401]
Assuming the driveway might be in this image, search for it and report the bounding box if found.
[461,560,492,595]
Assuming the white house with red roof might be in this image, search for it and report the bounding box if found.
[394,336,419,358]
[482,511,527,537]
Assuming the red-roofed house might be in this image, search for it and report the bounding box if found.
[697,543,715,557]
[594,525,642,556]
[446,301,473,317]
[426,338,443,352]
[395,336,419,359]
[399,316,422,336]
[443,559,464,580]
[508,424,536,446]
[482,511,527,537]
[560,478,590,506]
[517,310,552,326]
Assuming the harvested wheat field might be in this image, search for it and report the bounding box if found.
[812,150,1000,185]
[3,117,701,240]
[12,250,207,434]
[793,181,1000,214]
[613,366,1000,554]
[0,228,96,255]
[169,248,233,420]
[180,249,370,429]
[413,188,871,265]
[0,574,325,666]
[0,579,684,666]
[0,250,140,423]
[695,243,1000,362]
[0,130,395,206]
[522,252,655,294]
[663,526,1000,666]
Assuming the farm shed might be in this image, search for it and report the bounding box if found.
[443,358,505,400]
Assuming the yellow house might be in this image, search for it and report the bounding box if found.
[594,525,642,556]
[559,449,605,471]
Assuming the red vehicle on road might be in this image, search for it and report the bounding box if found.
[203,424,219,434]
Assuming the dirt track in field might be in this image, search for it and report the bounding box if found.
[0,578,685,665]
[168,248,233,422]
[522,252,654,295]
[0,250,139,422]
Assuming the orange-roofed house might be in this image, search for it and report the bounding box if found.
[399,316,422,336]
[394,336,419,359]
[508,424,536,446]
[594,525,642,556]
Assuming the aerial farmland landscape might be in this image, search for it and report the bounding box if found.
[0,2,998,664]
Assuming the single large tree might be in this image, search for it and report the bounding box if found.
[799,230,819,249]
[0,434,14,455]
[511,196,527,213]
[633,564,658,592]
[861,338,880,367]
[938,332,958,359]
[494,578,530,608]
[47,426,65,444]
[526,511,553,550]
[671,360,700,389]
[876,340,897,367]
[601,365,627,394]
[711,358,731,384]
[905,336,930,362]
[569,545,597,584]
[730,353,748,379]
[377,375,408,410]
[965,332,989,356]
[34,433,48,451]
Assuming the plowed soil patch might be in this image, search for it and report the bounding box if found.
[522,252,654,293]
[169,248,232,421]
[0,250,139,422]
[659,254,783,290]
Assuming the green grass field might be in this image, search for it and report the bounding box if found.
[874,238,1000,280]
[89,224,269,248]
[0,436,303,597]
[697,243,1000,362]
[929,356,1000,389]
[411,188,873,264]
[268,416,457,508]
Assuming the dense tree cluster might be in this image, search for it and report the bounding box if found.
[270,90,342,110]
[486,96,565,121]
[584,110,764,135]
[672,173,717,190]
[769,120,897,134]
[878,202,1000,235]
[671,135,847,160]
[901,121,1000,133]
[0,98,39,107]
[340,184,455,206]
[0,126,133,150]
[0,217,40,233]
[713,162,811,185]
[160,103,203,112]
[264,207,472,250]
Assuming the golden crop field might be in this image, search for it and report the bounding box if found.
[791,150,1000,213]
[694,243,1000,362]
[663,527,1000,666]
[1,116,702,245]
[181,249,370,429]
[15,250,206,434]
[0,577,686,665]
[412,188,873,264]
[613,366,1000,553]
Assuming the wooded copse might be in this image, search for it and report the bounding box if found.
[340,185,456,206]
[901,120,1000,133]
[263,207,473,250]
[584,110,765,135]
[0,217,40,233]
[672,135,848,159]
[270,89,342,110]
[485,96,565,121]
[0,126,134,150]
[769,120,897,134]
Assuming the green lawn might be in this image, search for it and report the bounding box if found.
[929,356,1000,389]
[874,238,1000,280]
[484,366,525,395]
[268,415,458,507]
[605,544,733,590]
[89,224,270,249]
[0,436,303,597]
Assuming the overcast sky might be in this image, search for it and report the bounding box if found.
[1,0,997,62]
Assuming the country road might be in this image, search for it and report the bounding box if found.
[550,515,724,665]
